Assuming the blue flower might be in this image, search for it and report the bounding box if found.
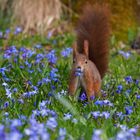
[27,49,36,58]
[2,82,8,87]
[48,110,57,117]
[118,50,131,59]
[32,86,38,91]
[116,112,123,118]
[3,46,18,59]
[136,95,140,99]
[4,101,9,108]
[135,79,139,85]
[125,106,133,115]
[125,76,133,84]
[39,101,47,109]
[27,80,32,85]
[101,111,110,119]
[34,44,42,49]
[75,67,83,77]
[41,132,50,140]
[21,48,35,59]
[117,85,123,90]
[50,68,59,82]
[46,117,58,130]
[35,53,44,64]
[19,115,27,121]
[116,126,138,140]
[5,88,12,98]
[90,96,95,101]
[57,90,67,97]
[72,118,78,124]
[32,110,40,117]
[18,99,24,104]
[116,85,123,94]
[103,100,113,106]
[0,67,8,75]
[5,28,10,34]
[59,128,66,136]
[128,128,137,134]
[13,88,18,93]
[7,130,22,140]
[117,124,128,131]
[0,31,3,38]
[28,135,39,140]
[23,90,38,98]
[24,128,34,136]
[46,50,57,64]
[40,109,48,117]
[10,119,22,128]
[47,31,53,39]
[19,47,26,52]
[28,69,34,73]
[92,129,102,140]
[0,125,5,138]
[20,65,24,69]
[3,76,10,82]
[91,111,111,120]
[125,89,131,94]
[94,100,104,106]
[61,48,72,57]
[14,26,22,34]
[79,92,87,101]
[91,111,100,119]
[58,128,66,140]
[38,77,51,86]
[63,113,72,120]
[24,117,45,137]
[4,112,9,117]
[24,61,32,68]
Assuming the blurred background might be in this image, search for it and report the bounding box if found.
[0,0,140,42]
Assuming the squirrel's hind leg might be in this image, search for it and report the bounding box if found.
[85,82,101,101]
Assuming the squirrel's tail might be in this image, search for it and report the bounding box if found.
[76,4,110,78]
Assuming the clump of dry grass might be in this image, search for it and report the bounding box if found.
[12,0,62,34]
[0,0,8,11]
[0,0,13,16]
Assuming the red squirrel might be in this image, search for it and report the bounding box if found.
[68,4,110,100]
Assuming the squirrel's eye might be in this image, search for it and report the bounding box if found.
[85,60,88,64]
[73,59,76,63]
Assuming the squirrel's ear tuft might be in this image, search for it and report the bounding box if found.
[73,42,78,57]
[83,40,89,58]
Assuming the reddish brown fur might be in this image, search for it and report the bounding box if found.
[83,69,101,99]
[68,4,110,99]
[76,4,110,78]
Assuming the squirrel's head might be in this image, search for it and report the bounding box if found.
[72,40,89,74]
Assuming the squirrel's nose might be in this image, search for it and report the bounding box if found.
[77,66,81,69]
